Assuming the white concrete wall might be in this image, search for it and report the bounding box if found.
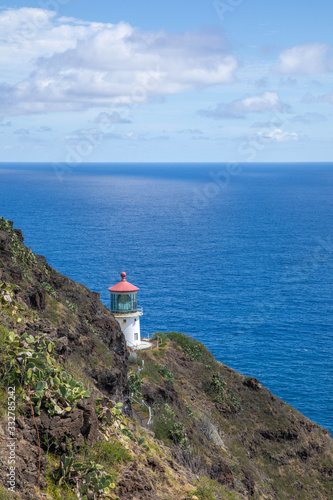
[116,315,141,345]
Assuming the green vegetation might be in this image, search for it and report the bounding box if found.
[154,403,189,449]
[157,364,174,383]
[210,372,227,403]
[82,317,97,333]
[128,352,138,364]
[0,486,16,500]
[0,217,36,276]
[0,281,21,322]
[89,440,132,466]
[41,281,57,298]
[185,403,194,418]
[65,299,78,313]
[153,331,213,362]
[193,477,242,500]
[44,401,140,499]
[128,371,143,398]
[56,451,115,498]
[0,328,89,417]
[46,481,78,500]
[140,355,163,382]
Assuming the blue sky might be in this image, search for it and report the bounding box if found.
[1,0,333,162]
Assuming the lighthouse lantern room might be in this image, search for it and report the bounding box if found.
[108,272,143,347]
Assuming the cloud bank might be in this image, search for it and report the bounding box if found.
[255,128,299,143]
[274,43,333,75]
[198,91,290,119]
[0,8,238,117]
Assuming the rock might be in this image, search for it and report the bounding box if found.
[116,462,155,497]
[320,466,333,478]
[260,427,299,442]
[37,398,99,452]
[77,397,100,442]
[35,254,47,265]
[14,228,24,243]
[28,286,46,310]
[0,437,47,496]
[242,468,256,496]
[210,460,234,487]
[0,229,11,253]
[54,335,69,354]
[244,377,262,390]
[15,416,25,430]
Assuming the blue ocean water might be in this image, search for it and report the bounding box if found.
[1,162,332,433]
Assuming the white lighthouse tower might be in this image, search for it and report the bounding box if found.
[108,271,144,348]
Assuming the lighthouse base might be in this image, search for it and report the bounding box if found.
[114,311,145,347]
[127,340,152,351]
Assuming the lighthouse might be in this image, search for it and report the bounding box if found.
[108,271,144,347]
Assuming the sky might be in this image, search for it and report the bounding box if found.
[0,0,333,163]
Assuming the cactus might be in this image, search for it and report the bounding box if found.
[57,454,114,497]
[0,325,90,418]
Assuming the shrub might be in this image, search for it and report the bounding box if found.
[56,452,115,498]
[41,282,57,298]
[46,480,78,500]
[0,329,90,417]
[0,485,16,500]
[193,477,240,500]
[153,332,210,362]
[185,404,194,418]
[154,404,188,449]
[128,371,143,398]
[0,217,36,274]
[89,440,132,466]
[210,372,227,403]
[158,365,174,383]
[128,352,138,364]
[65,300,78,313]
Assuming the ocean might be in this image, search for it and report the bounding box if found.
[1,162,332,433]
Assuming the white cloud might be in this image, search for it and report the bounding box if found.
[94,112,131,124]
[0,8,102,81]
[198,91,290,119]
[0,8,238,117]
[232,92,286,113]
[256,128,299,142]
[124,132,141,141]
[64,127,119,145]
[274,43,333,75]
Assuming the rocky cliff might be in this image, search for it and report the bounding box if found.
[0,218,332,500]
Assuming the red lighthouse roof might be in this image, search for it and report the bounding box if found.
[108,272,139,293]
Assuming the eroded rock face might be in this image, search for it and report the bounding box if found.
[210,460,234,488]
[0,221,130,497]
[28,286,46,310]
[116,461,155,499]
[0,420,47,499]
[0,400,100,498]
[243,377,262,391]
[0,229,11,253]
[38,397,100,451]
